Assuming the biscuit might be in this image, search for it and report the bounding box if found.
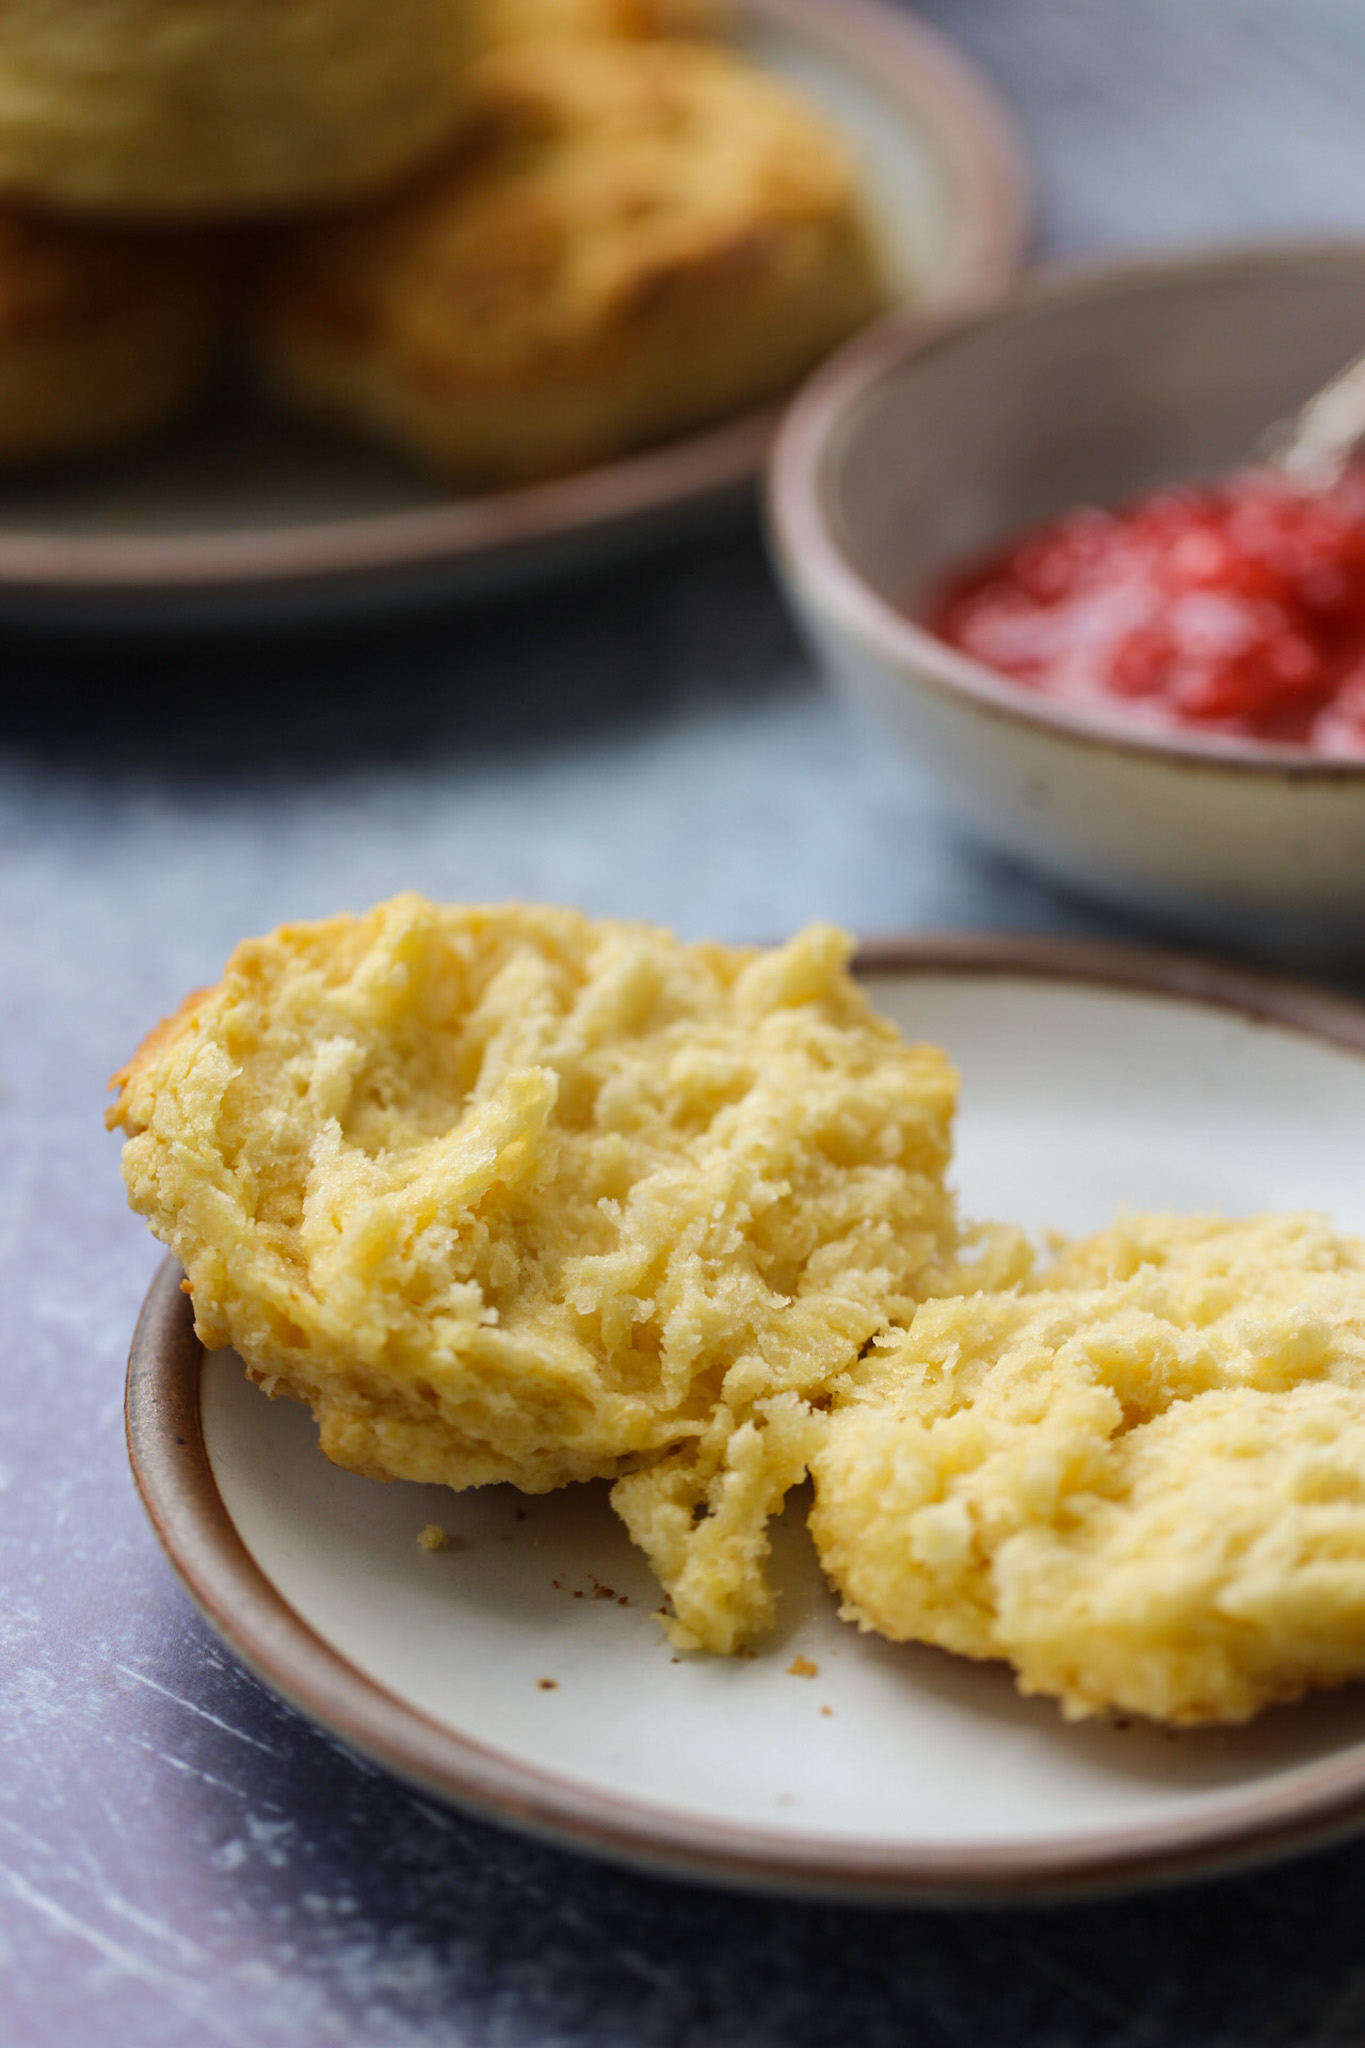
[0,209,226,463]
[477,0,725,48]
[0,0,477,217]
[109,895,1013,1653]
[251,40,886,483]
[809,1213,1365,1724]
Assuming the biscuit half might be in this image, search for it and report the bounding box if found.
[810,1212,1365,1725]
[109,895,1013,1652]
[251,40,887,483]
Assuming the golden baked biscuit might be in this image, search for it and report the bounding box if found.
[0,0,477,217]
[810,1212,1365,1725]
[477,0,725,48]
[251,40,887,483]
[108,895,1012,1653]
[0,209,227,464]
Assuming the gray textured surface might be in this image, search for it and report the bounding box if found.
[8,4,1365,2042]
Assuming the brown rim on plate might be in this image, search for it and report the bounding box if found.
[767,236,1365,783]
[0,0,1029,600]
[124,935,1365,1904]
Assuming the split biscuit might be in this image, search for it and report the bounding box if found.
[251,40,887,483]
[108,894,1018,1652]
[0,0,477,218]
[810,1212,1365,1725]
[0,209,227,464]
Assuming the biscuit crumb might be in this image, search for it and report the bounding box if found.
[417,1524,450,1552]
[536,1677,558,1691]
[786,1655,818,1678]
[820,1705,833,1716]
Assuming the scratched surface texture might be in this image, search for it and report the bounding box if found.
[8,3,1365,2042]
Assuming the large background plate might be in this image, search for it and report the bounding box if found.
[0,0,1028,628]
[125,940,1365,1901]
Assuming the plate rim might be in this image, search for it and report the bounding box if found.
[124,934,1365,1904]
[0,0,1030,600]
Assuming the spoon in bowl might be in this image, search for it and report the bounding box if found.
[1263,344,1365,489]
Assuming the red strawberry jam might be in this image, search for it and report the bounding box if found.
[929,466,1365,753]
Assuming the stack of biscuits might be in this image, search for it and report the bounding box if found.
[0,0,885,482]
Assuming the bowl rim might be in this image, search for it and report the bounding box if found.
[766,234,1365,783]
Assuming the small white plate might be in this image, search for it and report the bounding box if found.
[0,0,1028,629]
[125,939,1365,1901]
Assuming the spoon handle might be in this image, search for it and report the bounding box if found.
[1264,345,1365,487]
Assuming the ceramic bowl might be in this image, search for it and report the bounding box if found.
[767,241,1365,947]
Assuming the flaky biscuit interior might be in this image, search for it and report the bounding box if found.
[811,1212,1365,1725]
[110,894,1010,1651]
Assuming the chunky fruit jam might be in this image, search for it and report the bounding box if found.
[929,466,1365,752]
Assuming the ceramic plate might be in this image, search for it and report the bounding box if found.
[124,938,1365,1902]
[0,0,1028,629]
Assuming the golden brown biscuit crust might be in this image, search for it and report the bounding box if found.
[252,40,886,481]
[107,986,216,1130]
[0,0,477,217]
[0,211,227,462]
[477,0,727,48]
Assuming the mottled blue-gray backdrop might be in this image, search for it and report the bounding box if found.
[7,4,1365,2042]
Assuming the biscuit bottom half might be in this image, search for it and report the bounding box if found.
[109,894,1024,1653]
[810,1212,1365,1725]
